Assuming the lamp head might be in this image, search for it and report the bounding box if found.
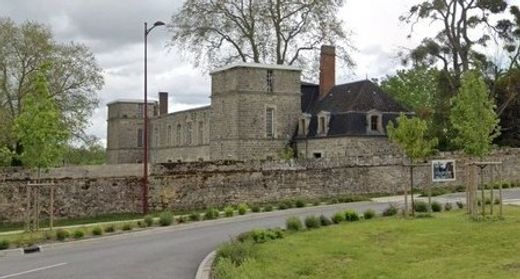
[153,21,166,27]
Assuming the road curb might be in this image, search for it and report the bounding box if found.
[195,250,216,279]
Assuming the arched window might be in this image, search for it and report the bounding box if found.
[186,122,192,145]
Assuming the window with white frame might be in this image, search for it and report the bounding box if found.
[137,104,144,118]
[266,107,275,138]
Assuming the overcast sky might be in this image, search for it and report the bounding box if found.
[0,0,517,146]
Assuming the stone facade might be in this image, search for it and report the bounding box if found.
[107,63,302,164]
[2,149,520,223]
[106,100,158,164]
[295,136,401,159]
[150,106,211,162]
[209,65,301,161]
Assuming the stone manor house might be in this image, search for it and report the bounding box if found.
[106,46,409,164]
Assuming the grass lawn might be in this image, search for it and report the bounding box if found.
[215,206,520,279]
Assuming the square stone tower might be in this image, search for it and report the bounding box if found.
[106,100,158,164]
[209,63,302,161]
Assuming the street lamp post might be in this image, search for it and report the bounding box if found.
[143,21,165,215]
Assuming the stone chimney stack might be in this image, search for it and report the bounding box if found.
[159,92,168,115]
[319,45,336,100]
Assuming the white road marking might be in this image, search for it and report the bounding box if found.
[0,262,68,279]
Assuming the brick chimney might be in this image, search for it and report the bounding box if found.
[319,45,336,100]
[159,92,168,115]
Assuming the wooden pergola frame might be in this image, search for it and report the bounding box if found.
[25,180,57,232]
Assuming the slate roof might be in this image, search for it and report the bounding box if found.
[301,80,409,114]
[297,80,411,139]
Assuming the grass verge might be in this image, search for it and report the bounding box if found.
[214,206,520,278]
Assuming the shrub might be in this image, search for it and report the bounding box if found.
[502,182,511,189]
[345,210,360,222]
[237,204,248,215]
[495,198,501,205]
[189,213,201,221]
[320,215,332,226]
[251,229,284,243]
[236,230,256,243]
[159,212,174,226]
[431,201,442,212]
[278,200,293,210]
[264,204,273,212]
[363,209,376,220]
[144,215,154,227]
[177,215,187,224]
[414,200,430,212]
[456,201,464,209]
[216,240,255,266]
[382,205,398,217]
[313,200,321,206]
[484,197,492,205]
[286,217,303,231]
[104,224,115,233]
[251,205,261,213]
[56,229,70,241]
[122,223,133,231]
[0,240,10,250]
[136,220,146,228]
[73,230,84,239]
[331,212,344,224]
[205,208,220,220]
[224,206,235,217]
[444,202,453,211]
[91,226,103,236]
[304,215,321,229]
[295,199,306,208]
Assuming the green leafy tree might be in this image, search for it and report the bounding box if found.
[63,136,106,165]
[0,146,12,167]
[0,18,103,162]
[13,65,69,173]
[387,114,438,216]
[387,114,438,163]
[450,71,500,158]
[401,0,508,87]
[381,66,440,117]
[169,0,353,74]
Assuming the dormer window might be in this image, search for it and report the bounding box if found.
[266,70,274,92]
[299,113,311,136]
[367,110,383,134]
[317,111,330,136]
[370,115,379,131]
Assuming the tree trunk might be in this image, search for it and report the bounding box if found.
[410,165,415,217]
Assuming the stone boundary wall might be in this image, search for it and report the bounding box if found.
[1,149,520,222]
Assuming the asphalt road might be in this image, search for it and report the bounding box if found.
[0,201,389,279]
[1,189,519,279]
